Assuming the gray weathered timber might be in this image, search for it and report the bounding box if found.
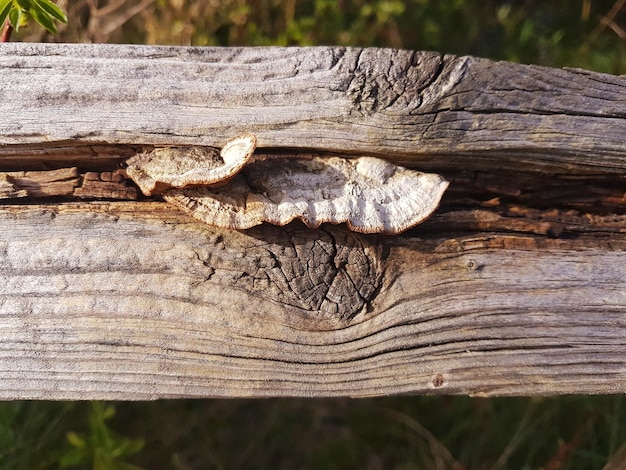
[0,44,625,399]
[1,43,625,173]
[0,202,624,399]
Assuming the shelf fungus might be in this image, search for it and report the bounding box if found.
[126,135,449,234]
[126,135,257,195]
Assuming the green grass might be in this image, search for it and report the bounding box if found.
[1,396,624,469]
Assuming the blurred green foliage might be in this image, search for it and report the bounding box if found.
[0,395,625,469]
[60,402,144,470]
[0,402,144,470]
[0,0,67,34]
[13,0,626,74]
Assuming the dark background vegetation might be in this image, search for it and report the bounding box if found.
[3,1,626,468]
[13,0,626,73]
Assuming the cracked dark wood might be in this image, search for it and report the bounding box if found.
[0,44,625,399]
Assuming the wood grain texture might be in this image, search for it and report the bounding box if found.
[0,44,625,399]
[0,202,624,399]
[1,43,625,173]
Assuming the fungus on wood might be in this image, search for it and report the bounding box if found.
[127,134,449,234]
[0,44,625,399]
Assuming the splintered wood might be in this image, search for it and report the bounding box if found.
[0,168,138,200]
[0,168,79,198]
[125,135,449,234]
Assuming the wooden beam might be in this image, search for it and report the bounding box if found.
[0,202,624,399]
[0,44,624,398]
[1,44,625,173]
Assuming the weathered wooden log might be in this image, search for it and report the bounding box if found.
[1,43,625,173]
[1,202,624,399]
[0,43,625,399]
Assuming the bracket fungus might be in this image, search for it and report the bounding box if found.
[126,134,257,195]
[126,135,448,234]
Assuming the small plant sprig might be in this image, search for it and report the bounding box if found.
[60,402,145,470]
[0,0,67,42]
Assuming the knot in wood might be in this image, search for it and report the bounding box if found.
[211,226,383,323]
[344,49,445,116]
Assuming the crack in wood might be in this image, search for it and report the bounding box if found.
[0,168,139,200]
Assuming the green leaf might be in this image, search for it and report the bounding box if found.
[66,431,87,449]
[1,0,67,35]
[15,0,31,10]
[34,0,66,23]
[0,1,12,27]
[28,4,56,33]
[8,4,25,30]
[0,0,11,15]
[59,447,89,468]
[59,402,144,469]
[113,437,145,458]
[100,403,116,420]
